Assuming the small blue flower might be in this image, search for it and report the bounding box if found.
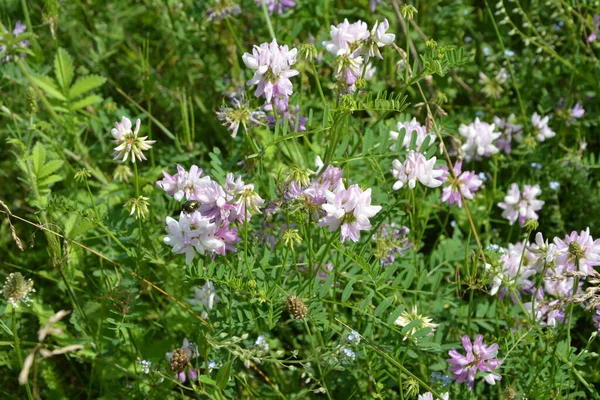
[478,172,488,182]
[347,330,361,345]
[340,347,356,363]
[530,162,543,170]
[549,181,560,191]
[504,49,515,57]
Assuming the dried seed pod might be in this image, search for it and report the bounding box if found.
[286,295,308,320]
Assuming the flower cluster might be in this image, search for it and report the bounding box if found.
[391,150,444,190]
[479,68,508,99]
[243,39,298,110]
[440,160,483,208]
[393,306,439,341]
[256,0,296,14]
[486,229,600,327]
[158,165,264,264]
[0,21,29,62]
[319,182,382,243]
[323,18,395,91]
[459,117,501,161]
[111,117,156,163]
[493,114,523,154]
[206,0,241,21]
[373,224,412,266]
[447,334,502,390]
[242,39,307,131]
[216,95,265,138]
[531,112,556,142]
[189,281,221,319]
[1,272,35,308]
[389,118,436,152]
[497,183,544,226]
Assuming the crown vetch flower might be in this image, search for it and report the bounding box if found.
[242,39,299,104]
[216,95,265,138]
[189,281,220,319]
[493,114,523,154]
[323,19,369,56]
[163,212,225,265]
[0,21,30,62]
[393,306,439,341]
[318,182,381,243]
[391,151,444,190]
[486,242,537,300]
[389,118,436,152]
[498,183,544,227]
[531,112,556,142]
[358,18,395,59]
[256,0,296,14]
[553,228,600,275]
[156,164,211,202]
[440,161,483,208]
[111,117,156,163]
[447,334,502,390]
[459,118,501,161]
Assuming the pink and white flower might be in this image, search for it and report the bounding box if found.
[447,334,502,390]
[391,151,444,190]
[440,160,483,208]
[156,164,210,202]
[323,19,369,56]
[163,212,225,265]
[318,183,381,243]
[389,118,436,152]
[242,39,299,104]
[459,118,501,161]
[111,117,156,163]
[497,183,544,226]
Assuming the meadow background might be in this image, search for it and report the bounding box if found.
[1,0,600,398]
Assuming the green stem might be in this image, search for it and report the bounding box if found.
[12,309,34,400]
[260,1,276,40]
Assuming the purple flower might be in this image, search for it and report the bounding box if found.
[242,39,299,105]
[459,118,501,161]
[157,164,210,202]
[318,183,382,243]
[447,334,502,390]
[373,224,411,266]
[570,102,585,121]
[553,228,600,275]
[498,183,544,226]
[256,0,296,14]
[440,160,483,208]
[0,21,30,62]
[594,306,600,332]
[206,1,241,22]
[587,15,600,43]
[493,114,523,154]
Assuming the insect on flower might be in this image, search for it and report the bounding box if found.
[181,200,201,215]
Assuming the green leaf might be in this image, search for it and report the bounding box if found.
[32,142,46,177]
[387,304,405,325]
[54,48,74,91]
[198,375,216,386]
[341,278,356,302]
[29,74,67,101]
[70,95,103,111]
[69,75,107,99]
[37,159,63,179]
[38,174,63,187]
[374,297,394,318]
[216,360,232,389]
